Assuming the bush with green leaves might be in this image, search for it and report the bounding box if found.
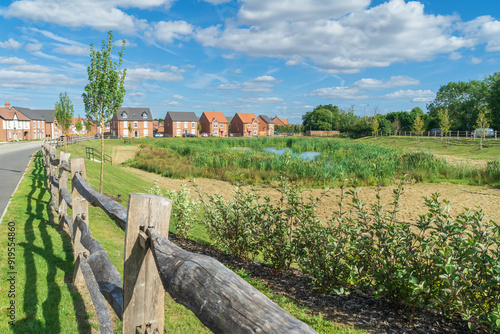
[148,180,200,239]
[197,186,263,261]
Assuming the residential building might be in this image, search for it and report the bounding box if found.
[0,102,32,141]
[199,112,229,137]
[70,117,86,135]
[152,121,164,134]
[14,105,57,139]
[164,112,199,137]
[257,115,275,136]
[110,107,153,137]
[272,116,289,126]
[230,113,260,137]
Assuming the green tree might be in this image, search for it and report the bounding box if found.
[302,104,341,131]
[485,72,500,130]
[75,117,83,133]
[412,114,424,143]
[82,31,126,193]
[128,123,133,138]
[392,117,401,135]
[475,105,490,150]
[53,92,74,150]
[84,119,92,133]
[371,117,379,136]
[438,108,451,146]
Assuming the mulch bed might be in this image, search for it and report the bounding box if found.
[169,233,472,334]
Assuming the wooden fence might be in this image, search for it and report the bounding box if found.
[41,141,317,334]
[369,130,498,139]
[45,135,95,147]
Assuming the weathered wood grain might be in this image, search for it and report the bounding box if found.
[73,254,114,334]
[73,173,127,231]
[123,193,171,334]
[60,188,72,209]
[58,152,70,231]
[71,158,89,261]
[147,228,318,334]
[75,215,124,320]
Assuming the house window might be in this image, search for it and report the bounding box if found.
[191,129,196,135]
[176,129,181,136]
[213,130,218,136]
[134,122,138,128]
[8,131,11,139]
[144,121,147,127]
[122,112,128,118]
[253,130,257,135]
[123,121,128,127]
[191,122,195,128]
[220,124,224,128]
[144,129,148,136]
[253,123,257,128]
[247,124,251,129]
[213,123,218,128]
[183,122,187,128]
[142,112,147,119]
[176,122,180,128]
[123,129,128,137]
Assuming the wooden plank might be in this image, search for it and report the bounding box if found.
[60,188,73,209]
[123,193,171,334]
[73,173,127,231]
[74,254,114,334]
[75,215,123,320]
[147,228,318,334]
[58,152,70,230]
[71,158,89,261]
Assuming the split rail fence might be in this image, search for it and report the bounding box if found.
[41,141,317,334]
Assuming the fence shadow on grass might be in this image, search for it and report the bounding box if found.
[15,152,93,334]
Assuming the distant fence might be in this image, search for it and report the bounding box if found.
[45,135,94,147]
[367,130,498,140]
[41,142,317,334]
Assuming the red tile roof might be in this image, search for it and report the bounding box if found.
[235,113,258,123]
[203,112,228,123]
[0,107,31,121]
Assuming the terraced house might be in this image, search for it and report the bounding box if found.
[164,111,199,137]
[199,112,228,137]
[0,102,31,141]
[14,105,57,139]
[110,107,153,138]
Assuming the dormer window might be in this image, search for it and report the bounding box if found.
[142,111,148,119]
[122,111,128,118]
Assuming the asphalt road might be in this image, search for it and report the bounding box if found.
[0,141,43,222]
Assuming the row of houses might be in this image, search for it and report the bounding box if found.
[1,101,289,141]
[160,111,289,137]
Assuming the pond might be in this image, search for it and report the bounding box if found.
[263,147,321,161]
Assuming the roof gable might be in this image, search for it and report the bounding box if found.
[258,115,274,124]
[167,111,199,122]
[116,107,153,121]
[202,112,228,123]
[235,113,258,123]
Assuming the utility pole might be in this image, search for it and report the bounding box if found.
[360,104,369,118]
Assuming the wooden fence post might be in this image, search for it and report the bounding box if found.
[71,158,89,262]
[123,193,172,334]
[58,152,70,230]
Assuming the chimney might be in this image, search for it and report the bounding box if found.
[5,101,10,109]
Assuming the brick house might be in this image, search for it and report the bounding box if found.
[70,117,87,135]
[272,116,289,126]
[257,115,275,136]
[14,105,57,139]
[230,113,260,137]
[199,112,229,137]
[0,102,32,141]
[110,107,153,138]
[164,112,199,137]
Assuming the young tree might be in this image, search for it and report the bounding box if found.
[475,106,490,150]
[54,92,74,151]
[412,114,424,143]
[85,119,92,133]
[75,117,83,133]
[371,117,379,136]
[128,123,133,138]
[438,107,451,146]
[392,117,401,135]
[82,31,126,193]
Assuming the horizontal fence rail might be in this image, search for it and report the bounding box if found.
[41,141,318,334]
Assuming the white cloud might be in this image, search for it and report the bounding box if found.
[449,52,462,60]
[0,56,28,65]
[463,15,500,52]
[161,100,180,106]
[195,0,476,73]
[147,20,194,44]
[172,94,184,99]
[237,0,370,24]
[0,65,84,89]
[244,97,283,103]
[126,67,184,89]
[234,69,242,74]
[53,45,89,56]
[0,38,23,49]
[202,0,232,4]
[470,56,482,64]
[217,75,281,93]
[310,75,419,100]
[25,43,43,52]
[382,89,435,102]
[222,53,236,59]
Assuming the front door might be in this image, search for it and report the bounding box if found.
[134,130,139,138]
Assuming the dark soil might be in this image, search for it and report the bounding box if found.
[169,233,472,334]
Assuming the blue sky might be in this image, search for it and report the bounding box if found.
[0,0,498,123]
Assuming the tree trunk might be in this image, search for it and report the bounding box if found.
[100,121,104,193]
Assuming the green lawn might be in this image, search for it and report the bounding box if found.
[356,135,500,160]
[0,140,366,334]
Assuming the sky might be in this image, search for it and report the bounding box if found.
[0,0,499,123]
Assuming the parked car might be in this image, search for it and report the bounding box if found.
[59,135,70,141]
[430,128,441,135]
[286,132,294,136]
[153,133,164,138]
[274,131,280,135]
[182,133,196,137]
[201,133,208,137]
[474,128,495,137]
[95,133,101,139]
